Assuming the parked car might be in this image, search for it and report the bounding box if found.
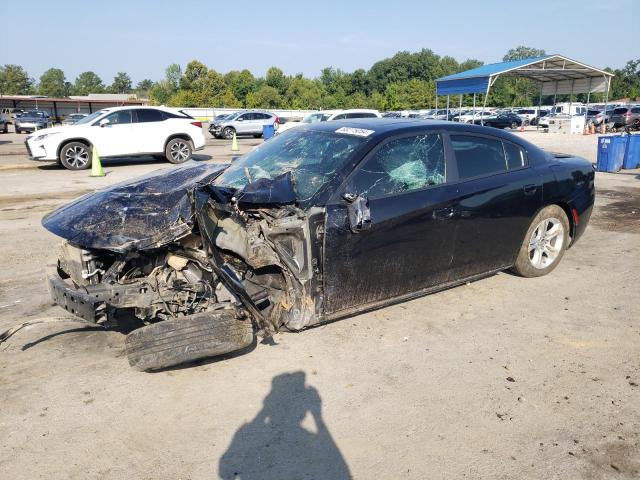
[61,113,88,126]
[24,106,205,170]
[515,109,540,125]
[473,113,523,129]
[15,110,51,133]
[610,106,640,128]
[530,110,549,126]
[209,110,279,139]
[277,109,382,134]
[213,113,233,123]
[41,118,595,370]
[0,110,10,133]
[459,111,496,124]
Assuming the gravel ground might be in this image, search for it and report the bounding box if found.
[0,127,638,479]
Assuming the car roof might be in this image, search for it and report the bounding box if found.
[297,118,540,148]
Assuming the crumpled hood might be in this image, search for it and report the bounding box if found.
[42,161,228,253]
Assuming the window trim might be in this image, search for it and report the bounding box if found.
[445,132,531,184]
[334,130,451,202]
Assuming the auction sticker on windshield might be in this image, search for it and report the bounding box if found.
[335,127,375,137]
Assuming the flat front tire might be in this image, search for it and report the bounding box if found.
[165,138,192,164]
[125,311,254,371]
[59,141,91,170]
[511,205,569,278]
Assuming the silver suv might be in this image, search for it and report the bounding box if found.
[209,110,279,139]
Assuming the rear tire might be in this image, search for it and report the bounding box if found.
[125,311,254,371]
[511,205,569,278]
[165,137,192,164]
[59,141,91,170]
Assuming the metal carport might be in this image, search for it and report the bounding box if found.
[435,54,614,124]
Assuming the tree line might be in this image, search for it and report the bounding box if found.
[1,46,638,110]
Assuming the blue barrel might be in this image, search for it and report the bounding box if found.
[262,124,275,140]
[622,134,640,169]
[596,135,627,172]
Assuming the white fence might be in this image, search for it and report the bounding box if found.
[180,107,318,122]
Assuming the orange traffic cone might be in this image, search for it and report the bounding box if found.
[591,123,596,134]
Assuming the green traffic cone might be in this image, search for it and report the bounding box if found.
[90,145,105,177]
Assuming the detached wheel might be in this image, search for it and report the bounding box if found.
[125,311,254,371]
[222,127,235,139]
[59,141,91,170]
[165,137,192,164]
[511,205,569,278]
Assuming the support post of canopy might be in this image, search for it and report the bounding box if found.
[537,82,543,130]
[459,94,463,120]
[473,93,476,114]
[569,79,575,115]
[603,75,610,131]
[481,75,493,126]
[586,77,592,124]
[446,95,450,120]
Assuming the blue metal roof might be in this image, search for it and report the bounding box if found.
[436,55,551,95]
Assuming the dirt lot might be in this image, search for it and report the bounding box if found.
[0,128,638,479]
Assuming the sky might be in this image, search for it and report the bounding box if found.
[1,0,638,85]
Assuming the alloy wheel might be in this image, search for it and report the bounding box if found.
[170,141,190,162]
[65,145,89,168]
[528,217,564,269]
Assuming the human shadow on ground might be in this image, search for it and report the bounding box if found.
[218,371,351,479]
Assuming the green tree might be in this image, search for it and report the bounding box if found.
[0,64,34,94]
[165,63,182,90]
[180,60,208,90]
[224,69,257,105]
[246,85,283,108]
[38,68,67,97]
[73,71,105,95]
[502,46,546,61]
[135,79,154,98]
[265,67,289,95]
[109,72,132,93]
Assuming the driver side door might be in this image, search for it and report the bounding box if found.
[90,110,135,157]
[323,131,459,315]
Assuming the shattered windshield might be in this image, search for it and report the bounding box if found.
[214,130,366,202]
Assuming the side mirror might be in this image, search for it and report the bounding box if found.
[236,117,244,122]
[344,193,371,233]
[99,118,110,127]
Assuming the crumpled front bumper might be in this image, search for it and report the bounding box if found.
[47,273,106,323]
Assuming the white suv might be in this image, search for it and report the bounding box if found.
[25,106,206,170]
[277,109,382,134]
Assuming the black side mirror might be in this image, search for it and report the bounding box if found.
[343,193,371,233]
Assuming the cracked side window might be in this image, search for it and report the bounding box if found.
[351,134,445,198]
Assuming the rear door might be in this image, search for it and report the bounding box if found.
[446,133,542,278]
[323,131,459,314]
[131,108,171,153]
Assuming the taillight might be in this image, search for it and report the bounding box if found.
[191,121,202,128]
[275,116,281,124]
[572,208,579,227]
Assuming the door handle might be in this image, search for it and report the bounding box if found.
[523,184,538,196]
[434,207,455,219]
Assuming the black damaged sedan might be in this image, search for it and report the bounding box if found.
[42,119,594,370]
